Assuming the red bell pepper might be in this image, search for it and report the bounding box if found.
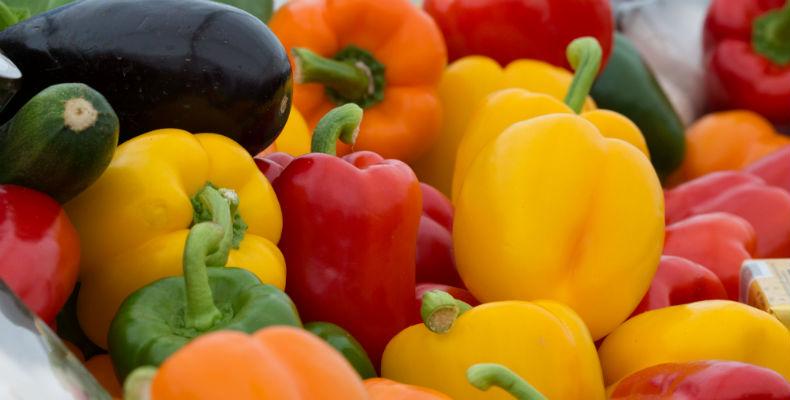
[0,185,80,324]
[631,255,728,317]
[272,104,421,367]
[665,171,790,258]
[704,0,790,124]
[423,0,613,70]
[662,213,756,300]
[610,360,790,399]
[746,145,790,193]
[416,183,461,287]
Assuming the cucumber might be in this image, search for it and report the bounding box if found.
[0,83,119,203]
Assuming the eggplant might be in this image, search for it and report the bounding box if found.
[0,0,292,154]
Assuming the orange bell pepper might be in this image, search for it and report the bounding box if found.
[670,110,790,184]
[126,327,368,400]
[364,378,452,399]
[269,0,446,162]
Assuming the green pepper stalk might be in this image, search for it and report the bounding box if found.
[563,37,603,114]
[420,290,472,334]
[107,187,301,381]
[310,103,364,156]
[467,363,548,400]
[754,1,790,65]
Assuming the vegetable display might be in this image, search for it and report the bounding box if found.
[1,0,790,398]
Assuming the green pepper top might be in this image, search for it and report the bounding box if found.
[107,185,301,381]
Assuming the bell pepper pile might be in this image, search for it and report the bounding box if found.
[1,0,790,399]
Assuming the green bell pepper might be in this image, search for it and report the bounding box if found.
[107,186,301,381]
[590,32,686,180]
[305,322,377,379]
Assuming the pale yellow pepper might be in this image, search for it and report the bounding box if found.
[65,129,284,349]
[598,300,790,386]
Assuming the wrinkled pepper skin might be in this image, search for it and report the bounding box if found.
[269,0,446,162]
[0,185,80,325]
[305,322,377,380]
[747,145,790,193]
[598,300,790,386]
[410,56,596,196]
[274,151,421,367]
[631,255,728,317]
[671,111,790,183]
[609,360,790,399]
[590,33,686,180]
[146,327,368,400]
[64,129,284,349]
[662,213,756,300]
[382,300,606,399]
[453,113,664,340]
[423,0,613,71]
[364,378,452,399]
[665,170,790,258]
[416,183,460,287]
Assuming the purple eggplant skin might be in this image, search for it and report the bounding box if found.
[0,0,292,154]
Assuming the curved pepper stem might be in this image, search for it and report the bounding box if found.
[420,290,472,334]
[191,184,246,266]
[467,364,548,400]
[123,366,157,400]
[563,37,603,114]
[310,103,364,156]
[183,222,224,331]
[753,1,790,65]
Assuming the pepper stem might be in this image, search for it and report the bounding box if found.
[563,37,603,114]
[183,222,224,331]
[310,103,364,155]
[753,1,790,65]
[123,366,157,400]
[191,184,245,265]
[467,364,548,400]
[420,290,472,334]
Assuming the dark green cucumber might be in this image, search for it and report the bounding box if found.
[0,83,119,203]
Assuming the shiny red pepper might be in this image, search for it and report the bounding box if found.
[662,213,756,300]
[610,360,790,399]
[704,0,790,125]
[416,183,461,287]
[423,0,613,70]
[271,105,421,367]
[665,171,790,258]
[631,255,728,317]
[746,145,790,193]
[0,185,80,324]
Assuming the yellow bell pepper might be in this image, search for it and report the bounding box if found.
[598,300,790,386]
[257,107,312,157]
[65,129,284,349]
[381,291,606,399]
[410,53,598,197]
[452,39,664,341]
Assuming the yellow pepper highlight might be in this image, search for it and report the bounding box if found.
[410,55,597,197]
[65,129,284,349]
[381,298,606,399]
[598,300,790,386]
[453,113,664,340]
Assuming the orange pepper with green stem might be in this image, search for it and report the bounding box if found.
[269,0,446,162]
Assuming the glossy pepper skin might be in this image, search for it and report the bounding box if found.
[598,300,790,386]
[305,322,377,380]
[665,171,790,258]
[382,292,606,399]
[108,191,300,381]
[704,0,790,125]
[609,360,790,399]
[663,213,757,300]
[130,327,369,400]
[269,0,446,162]
[273,105,421,367]
[410,55,596,196]
[747,144,790,193]
[416,183,460,287]
[423,0,613,71]
[671,111,790,184]
[257,107,312,157]
[590,33,686,180]
[64,129,284,349]
[631,255,728,317]
[0,185,80,325]
[364,378,452,400]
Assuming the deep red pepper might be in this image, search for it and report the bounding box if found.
[746,145,790,193]
[631,255,728,317]
[610,360,790,399]
[423,0,613,70]
[704,0,790,124]
[0,185,80,324]
[271,104,421,367]
[416,183,461,287]
[665,170,790,258]
[662,213,756,300]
